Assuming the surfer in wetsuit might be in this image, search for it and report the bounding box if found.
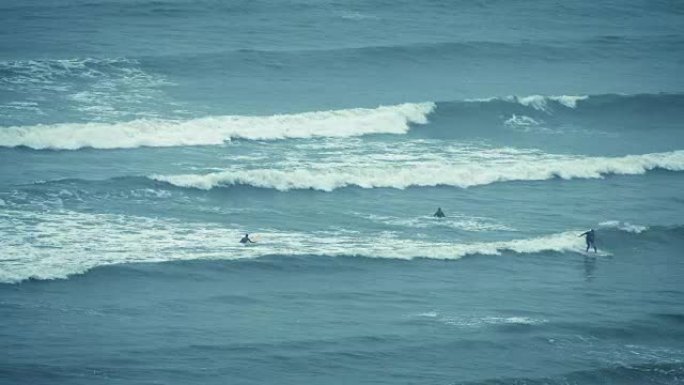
[434,207,445,218]
[579,229,597,253]
[240,233,255,244]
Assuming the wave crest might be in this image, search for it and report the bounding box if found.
[466,94,588,112]
[151,150,684,191]
[599,220,648,233]
[0,102,434,150]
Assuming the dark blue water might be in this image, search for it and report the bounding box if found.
[1,0,684,384]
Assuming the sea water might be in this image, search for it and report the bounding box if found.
[1,0,684,384]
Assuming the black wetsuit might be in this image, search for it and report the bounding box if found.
[581,230,597,253]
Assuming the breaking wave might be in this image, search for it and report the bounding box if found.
[0,209,600,283]
[599,220,648,234]
[3,92,684,150]
[0,103,434,150]
[468,94,588,112]
[151,150,684,191]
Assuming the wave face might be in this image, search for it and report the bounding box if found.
[0,208,614,283]
[0,102,434,150]
[151,150,684,191]
[3,92,684,150]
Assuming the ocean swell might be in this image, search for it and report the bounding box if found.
[0,102,434,150]
[151,150,684,191]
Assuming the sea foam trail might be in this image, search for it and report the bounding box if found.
[152,150,684,191]
[0,209,598,283]
[0,103,434,150]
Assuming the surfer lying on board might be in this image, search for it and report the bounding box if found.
[579,229,597,253]
[434,207,445,218]
[240,233,255,244]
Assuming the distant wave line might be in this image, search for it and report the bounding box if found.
[151,150,684,191]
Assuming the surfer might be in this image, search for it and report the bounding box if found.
[240,233,255,244]
[579,229,597,253]
[434,207,445,218]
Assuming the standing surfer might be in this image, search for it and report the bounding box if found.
[579,229,597,253]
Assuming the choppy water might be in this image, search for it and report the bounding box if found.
[1,0,684,384]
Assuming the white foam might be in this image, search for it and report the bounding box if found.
[362,213,516,232]
[0,57,170,121]
[599,220,648,234]
[340,11,378,20]
[152,150,684,191]
[504,115,560,134]
[415,311,439,318]
[466,94,588,111]
[555,95,589,108]
[0,102,435,150]
[0,209,595,283]
[0,58,164,87]
[442,315,548,327]
[504,114,541,128]
[510,95,588,111]
[496,316,545,325]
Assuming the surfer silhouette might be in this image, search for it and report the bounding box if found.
[434,207,445,218]
[240,233,255,244]
[579,229,597,253]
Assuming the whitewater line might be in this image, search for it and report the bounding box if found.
[151,150,684,191]
[0,208,601,283]
[0,103,435,150]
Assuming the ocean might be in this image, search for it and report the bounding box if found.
[1,0,684,384]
